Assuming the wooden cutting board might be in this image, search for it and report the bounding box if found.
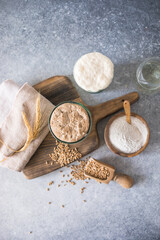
[23,76,139,179]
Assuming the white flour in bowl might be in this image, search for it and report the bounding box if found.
[109,116,148,154]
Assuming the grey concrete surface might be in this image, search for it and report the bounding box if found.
[0,0,160,240]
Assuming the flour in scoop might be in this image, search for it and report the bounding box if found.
[109,116,148,154]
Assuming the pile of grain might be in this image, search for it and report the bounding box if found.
[49,141,82,167]
[70,160,89,180]
[85,158,110,180]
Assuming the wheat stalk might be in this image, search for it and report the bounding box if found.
[0,94,41,162]
[33,93,41,139]
[0,156,7,162]
[18,112,33,152]
[0,139,17,152]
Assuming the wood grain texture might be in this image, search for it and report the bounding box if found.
[23,76,139,179]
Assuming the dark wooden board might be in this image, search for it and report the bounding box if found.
[23,76,139,179]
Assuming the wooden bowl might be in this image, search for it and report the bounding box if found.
[104,112,150,157]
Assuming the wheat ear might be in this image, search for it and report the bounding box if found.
[0,94,41,162]
[17,112,33,152]
[33,93,41,139]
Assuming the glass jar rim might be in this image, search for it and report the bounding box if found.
[136,56,160,90]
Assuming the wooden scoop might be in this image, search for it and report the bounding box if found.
[84,158,133,189]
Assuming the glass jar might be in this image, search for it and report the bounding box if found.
[136,57,160,90]
[49,101,92,144]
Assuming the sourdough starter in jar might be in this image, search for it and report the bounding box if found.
[50,103,90,143]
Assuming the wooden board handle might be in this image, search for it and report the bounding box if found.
[88,92,139,123]
[113,173,134,189]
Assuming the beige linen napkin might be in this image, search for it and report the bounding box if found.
[0,80,54,171]
[0,80,20,127]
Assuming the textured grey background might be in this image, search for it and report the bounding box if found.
[0,0,160,240]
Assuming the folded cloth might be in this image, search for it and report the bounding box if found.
[0,80,54,171]
[0,80,20,127]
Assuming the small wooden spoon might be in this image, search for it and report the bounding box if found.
[84,158,133,189]
[104,112,150,157]
[123,100,131,124]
